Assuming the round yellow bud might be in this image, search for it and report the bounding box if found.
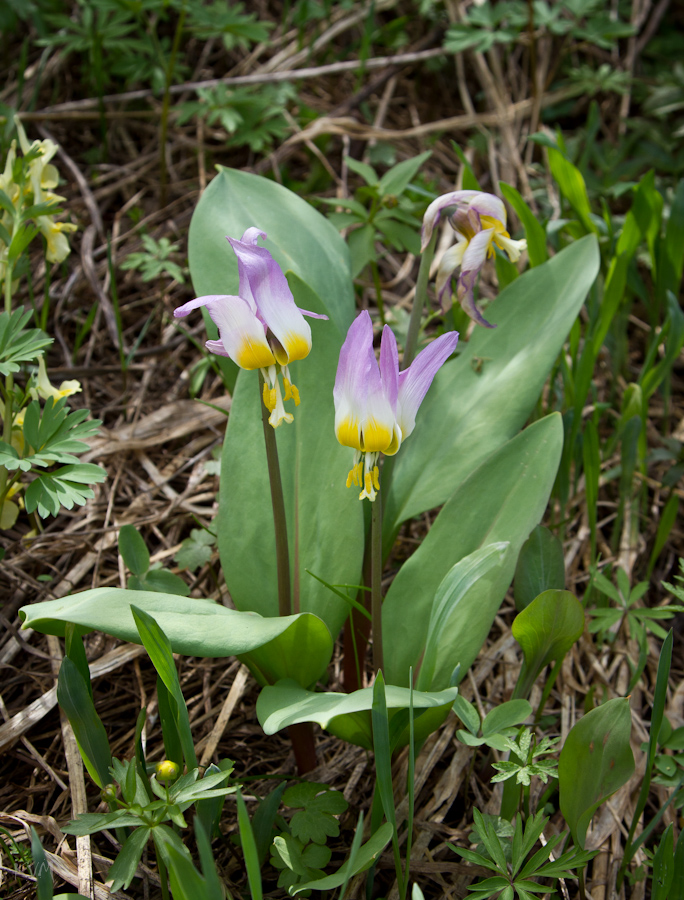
[155,760,181,784]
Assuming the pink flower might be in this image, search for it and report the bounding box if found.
[174,228,326,427]
[334,311,458,500]
[422,191,526,328]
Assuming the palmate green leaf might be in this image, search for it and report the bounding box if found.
[257,679,458,750]
[383,235,599,542]
[383,414,563,689]
[217,275,363,644]
[188,166,354,336]
[0,307,52,375]
[24,464,106,518]
[290,822,394,894]
[558,698,635,849]
[19,588,333,689]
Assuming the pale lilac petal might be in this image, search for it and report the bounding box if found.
[421,190,482,251]
[467,193,506,225]
[174,295,223,318]
[454,227,496,328]
[379,325,399,410]
[435,239,468,309]
[205,339,231,357]
[396,331,459,439]
[298,308,329,320]
[460,227,493,277]
[334,312,396,453]
[227,234,312,364]
[334,312,374,451]
[203,294,276,369]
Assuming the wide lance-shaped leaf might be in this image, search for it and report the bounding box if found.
[188,166,355,336]
[19,589,332,689]
[558,698,635,849]
[383,235,599,543]
[257,679,459,751]
[217,275,364,640]
[57,656,112,788]
[514,525,566,611]
[383,414,563,689]
[512,590,584,677]
[416,543,509,692]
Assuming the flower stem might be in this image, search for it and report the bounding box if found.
[0,266,15,503]
[259,373,291,617]
[404,230,436,368]
[370,259,386,326]
[371,491,384,674]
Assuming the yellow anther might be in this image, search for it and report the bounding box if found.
[346,468,354,489]
[263,382,272,409]
[372,465,380,491]
[270,387,277,410]
[290,382,300,406]
[282,378,293,401]
[364,471,372,496]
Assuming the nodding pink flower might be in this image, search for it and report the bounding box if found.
[174,228,327,427]
[334,311,458,501]
[421,191,527,329]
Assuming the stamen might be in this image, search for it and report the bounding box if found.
[268,380,294,428]
[290,382,300,406]
[282,378,293,402]
[372,465,380,491]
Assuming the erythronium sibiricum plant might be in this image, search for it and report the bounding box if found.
[174,227,327,428]
[334,310,458,502]
[334,309,457,672]
[421,190,527,329]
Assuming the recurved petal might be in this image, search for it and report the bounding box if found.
[466,192,506,226]
[396,331,459,439]
[456,226,497,328]
[227,233,312,365]
[421,190,483,251]
[203,294,276,369]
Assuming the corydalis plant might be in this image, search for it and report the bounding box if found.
[334,311,457,501]
[422,190,526,328]
[174,227,327,427]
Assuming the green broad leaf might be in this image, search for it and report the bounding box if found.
[481,700,532,738]
[176,527,216,572]
[167,843,210,900]
[119,524,150,576]
[257,679,458,750]
[512,590,584,696]
[382,414,563,689]
[453,695,480,736]
[377,150,431,198]
[217,274,363,648]
[283,782,347,845]
[19,588,333,690]
[558,697,635,849]
[415,543,509,691]
[57,656,112,788]
[514,525,565,612]
[345,156,379,186]
[107,826,151,893]
[140,567,190,596]
[383,235,599,540]
[188,167,354,337]
[348,222,377,277]
[290,822,394,894]
[547,148,597,234]
[499,182,548,267]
